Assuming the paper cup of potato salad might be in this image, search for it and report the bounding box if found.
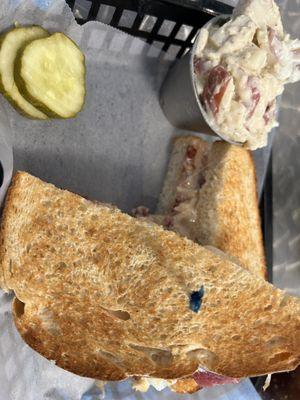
[160,0,300,150]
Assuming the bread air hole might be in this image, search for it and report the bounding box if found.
[128,344,173,366]
[186,348,218,365]
[97,350,125,369]
[267,336,287,347]
[151,352,172,366]
[264,304,273,311]
[101,307,131,321]
[13,297,25,318]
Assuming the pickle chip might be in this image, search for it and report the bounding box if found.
[16,32,86,119]
[0,26,49,119]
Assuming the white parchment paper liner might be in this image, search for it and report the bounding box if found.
[0,0,266,398]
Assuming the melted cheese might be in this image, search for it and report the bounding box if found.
[132,377,176,392]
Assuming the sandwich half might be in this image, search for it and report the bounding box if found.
[133,136,267,392]
[156,136,266,278]
[0,172,299,393]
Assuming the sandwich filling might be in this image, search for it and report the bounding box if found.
[161,139,210,240]
[131,369,240,393]
[192,369,240,387]
[132,377,176,392]
[134,140,209,241]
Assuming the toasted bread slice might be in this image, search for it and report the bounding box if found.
[154,136,267,393]
[157,136,266,278]
[0,172,299,382]
[195,140,266,278]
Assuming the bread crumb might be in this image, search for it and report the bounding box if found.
[263,373,272,391]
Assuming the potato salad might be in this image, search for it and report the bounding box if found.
[194,0,300,149]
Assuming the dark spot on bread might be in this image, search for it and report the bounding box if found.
[190,285,204,313]
[56,262,67,270]
[269,352,294,364]
[264,304,273,311]
[151,350,173,366]
[14,297,25,318]
[101,307,131,321]
[198,174,206,188]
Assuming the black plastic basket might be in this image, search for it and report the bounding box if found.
[66,0,232,57]
[65,4,273,393]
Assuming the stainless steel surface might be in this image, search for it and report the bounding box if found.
[265,2,300,396]
[273,0,300,298]
[159,51,217,134]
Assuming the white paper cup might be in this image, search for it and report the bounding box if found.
[0,104,13,207]
[159,15,241,145]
